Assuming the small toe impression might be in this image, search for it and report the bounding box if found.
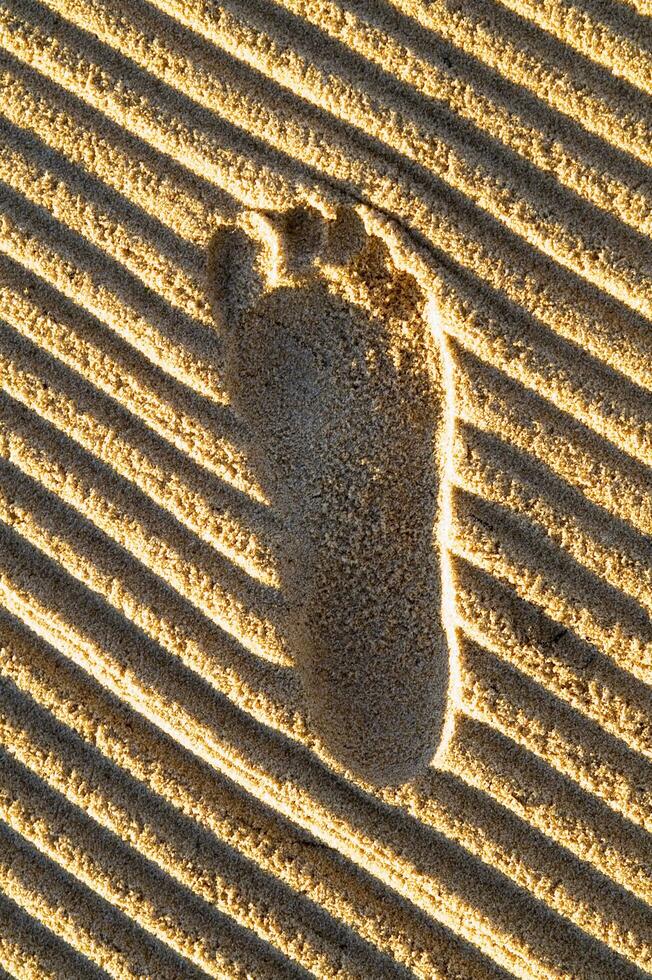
[322,207,367,268]
[274,205,328,276]
[245,205,329,284]
[210,205,452,786]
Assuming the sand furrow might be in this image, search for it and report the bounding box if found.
[0,616,505,980]
[0,186,226,404]
[0,395,288,663]
[383,765,652,972]
[0,2,315,213]
[453,487,652,683]
[35,0,652,324]
[339,149,652,415]
[259,0,652,237]
[0,61,227,244]
[5,0,652,408]
[447,712,652,906]
[455,346,652,538]
[0,532,627,979]
[0,746,300,978]
[2,462,646,971]
[0,821,193,978]
[390,0,652,166]
[0,893,105,980]
[0,256,261,498]
[0,458,302,737]
[366,175,652,399]
[0,320,272,577]
[441,296,652,472]
[455,424,652,615]
[0,678,412,980]
[496,0,652,96]
[3,462,649,970]
[0,134,213,324]
[454,558,652,760]
[456,636,652,833]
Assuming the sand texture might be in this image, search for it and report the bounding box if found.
[0,0,650,977]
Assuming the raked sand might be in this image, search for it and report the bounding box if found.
[0,0,650,977]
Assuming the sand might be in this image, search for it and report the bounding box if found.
[0,0,650,977]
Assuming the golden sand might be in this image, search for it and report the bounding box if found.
[0,0,650,977]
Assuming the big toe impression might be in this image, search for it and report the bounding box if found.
[210,205,452,785]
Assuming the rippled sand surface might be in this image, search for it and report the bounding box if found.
[0,1,650,977]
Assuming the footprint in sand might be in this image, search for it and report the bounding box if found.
[210,204,451,785]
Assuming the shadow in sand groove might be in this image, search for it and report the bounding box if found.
[209,204,453,785]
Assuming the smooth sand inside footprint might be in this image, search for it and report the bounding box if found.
[211,207,449,785]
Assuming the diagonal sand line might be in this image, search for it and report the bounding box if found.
[0,566,633,979]
[5,669,650,975]
[0,183,227,403]
[452,489,652,685]
[0,747,301,979]
[0,59,232,243]
[0,459,301,723]
[0,819,202,979]
[263,0,652,237]
[0,257,260,500]
[454,423,652,615]
[0,613,509,980]
[4,454,650,967]
[0,890,106,980]
[0,135,213,323]
[0,5,650,974]
[454,346,652,538]
[0,677,413,979]
[0,321,274,581]
[494,0,652,96]
[388,0,652,167]
[455,632,652,833]
[36,0,652,324]
[445,712,652,907]
[387,743,652,972]
[455,558,652,760]
[5,0,652,400]
[0,395,290,664]
[0,488,630,978]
